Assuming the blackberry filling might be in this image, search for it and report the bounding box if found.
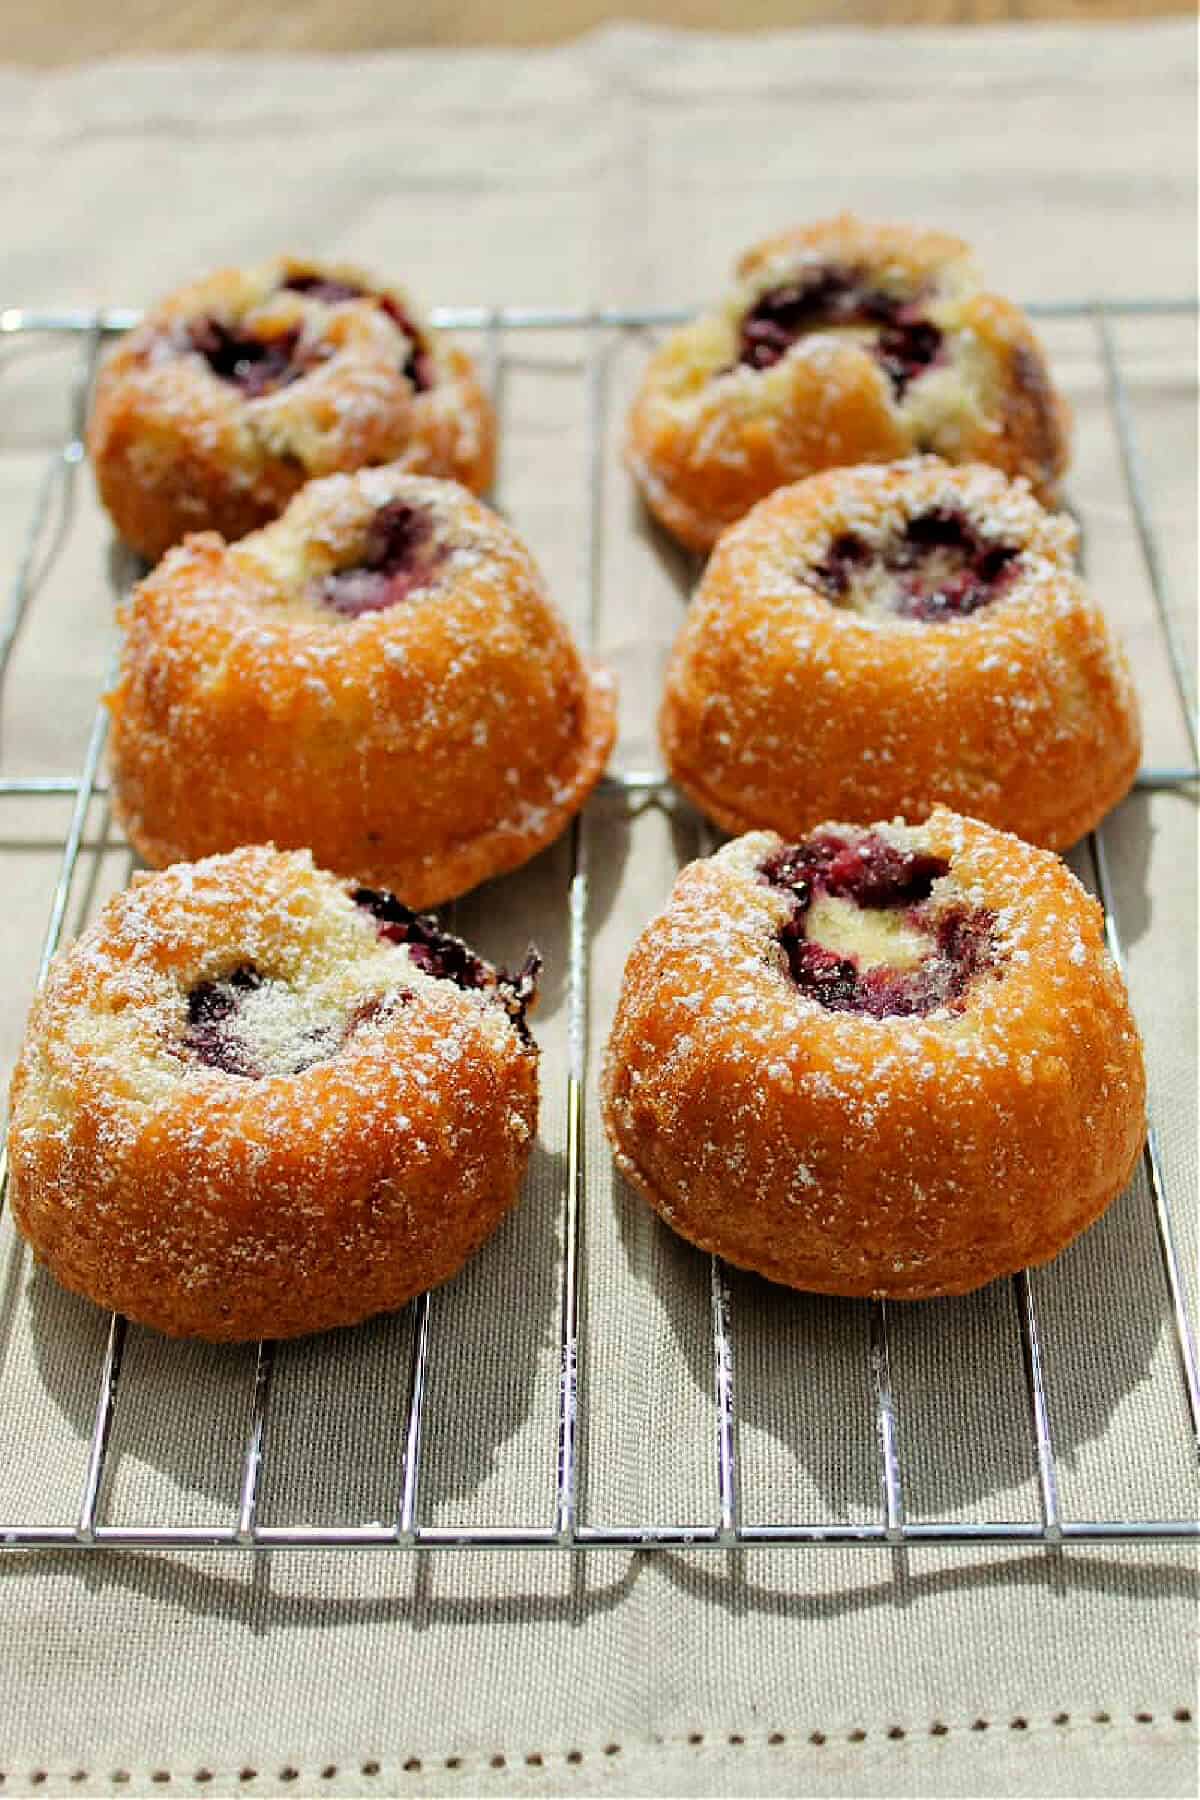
[182,963,340,1078]
[875,319,944,397]
[499,949,542,1048]
[737,267,944,397]
[183,963,263,1076]
[316,502,446,618]
[282,275,368,307]
[186,318,315,399]
[353,888,489,986]
[353,887,541,1044]
[763,831,997,1017]
[809,509,1020,621]
[280,275,434,392]
[763,833,946,911]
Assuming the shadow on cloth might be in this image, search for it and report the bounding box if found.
[0,1536,1194,1636]
[612,1159,1174,1525]
[1091,784,1178,956]
[23,1135,568,1532]
[18,646,633,1527]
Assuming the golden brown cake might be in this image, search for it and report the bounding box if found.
[661,459,1140,851]
[627,214,1070,551]
[7,846,540,1342]
[602,812,1146,1300]
[89,255,495,561]
[108,467,616,908]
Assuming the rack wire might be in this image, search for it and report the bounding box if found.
[0,298,1196,1556]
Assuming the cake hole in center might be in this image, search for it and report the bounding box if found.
[182,963,342,1078]
[280,274,434,390]
[762,831,997,1016]
[808,509,1020,621]
[737,267,944,396]
[186,318,320,399]
[315,503,446,618]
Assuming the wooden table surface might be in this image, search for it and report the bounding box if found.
[7,0,1190,64]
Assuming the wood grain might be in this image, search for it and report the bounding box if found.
[6,0,1191,65]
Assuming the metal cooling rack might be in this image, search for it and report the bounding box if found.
[0,297,1196,1556]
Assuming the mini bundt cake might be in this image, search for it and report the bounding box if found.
[7,845,540,1342]
[627,214,1070,551]
[602,812,1146,1300]
[89,255,496,561]
[661,459,1140,850]
[107,467,616,908]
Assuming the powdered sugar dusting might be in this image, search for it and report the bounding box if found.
[661,459,1140,850]
[109,467,617,908]
[626,213,1069,551]
[88,253,496,561]
[602,809,1146,1301]
[6,846,540,1342]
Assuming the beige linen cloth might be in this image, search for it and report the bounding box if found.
[0,21,1196,1798]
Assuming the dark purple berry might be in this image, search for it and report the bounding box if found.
[763,831,948,911]
[279,275,434,391]
[281,274,368,307]
[186,318,310,398]
[317,502,444,618]
[875,316,944,397]
[352,887,490,987]
[736,267,943,396]
[762,832,997,1017]
[183,963,264,1076]
[805,508,1020,621]
[809,533,870,600]
[352,887,540,1042]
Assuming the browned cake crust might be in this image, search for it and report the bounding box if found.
[7,846,540,1342]
[88,255,496,561]
[602,812,1147,1300]
[108,468,617,908]
[661,460,1141,851]
[627,215,1070,551]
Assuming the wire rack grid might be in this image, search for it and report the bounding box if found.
[0,296,1196,1558]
